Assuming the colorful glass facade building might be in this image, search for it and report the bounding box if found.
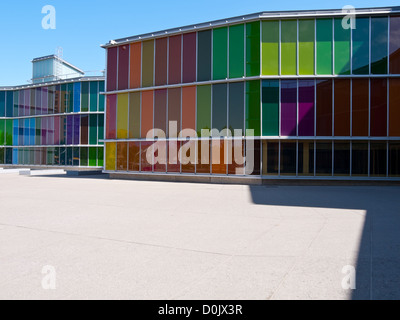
[103,7,400,180]
[0,78,105,167]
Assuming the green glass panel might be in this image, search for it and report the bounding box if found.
[352,17,370,75]
[196,85,211,137]
[129,92,141,139]
[246,21,260,77]
[213,27,228,80]
[246,80,261,136]
[281,20,297,75]
[262,80,280,136]
[299,20,315,75]
[0,120,4,145]
[371,17,388,74]
[0,148,4,164]
[142,40,154,87]
[89,147,97,167]
[317,19,333,75]
[89,115,98,145]
[99,81,105,111]
[334,18,351,75]
[90,82,98,112]
[229,24,245,78]
[98,114,104,145]
[117,93,128,139]
[97,147,104,167]
[81,82,89,112]
[60,84,67,113]
[212,84,227,132]
[197,30,212,82]
[80,147,88,167]
[262,21,279,75]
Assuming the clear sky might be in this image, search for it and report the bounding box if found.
[0,0,398,86]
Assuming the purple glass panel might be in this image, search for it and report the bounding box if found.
[48,117,54,146]
[35,88,41,115]
[298,80,315,136]
[24,89,30,116]
[281,80,297,136]
[67,116,73,145]
[41,118,47,145]
[42,87,48,115]
[73,115,80,145]
[183,33,197,83]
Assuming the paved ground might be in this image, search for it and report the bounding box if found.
[0,172,399,300]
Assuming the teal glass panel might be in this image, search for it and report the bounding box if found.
[197,30,212,82]
[99,81,105,111]
[317,19,333,75]
[213,27,228,80]
[352,17,370,74]
[0,92,5,117]
[262,80,280,136]
[229,24,245,78]
[212,84,227,132]
[90,82,98,112]
[89,115,97,145]
[334,18,351,75]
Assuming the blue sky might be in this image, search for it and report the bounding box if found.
[0,0,398,86]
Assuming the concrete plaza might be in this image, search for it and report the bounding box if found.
[0,171,399,300]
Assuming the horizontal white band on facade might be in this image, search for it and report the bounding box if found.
[101,74,400,95]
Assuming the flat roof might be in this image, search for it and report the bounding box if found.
[102,6,400,48]
[32,55,85,74]
[0,76,104,91]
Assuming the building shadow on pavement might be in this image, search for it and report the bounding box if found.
[249,185,400,300]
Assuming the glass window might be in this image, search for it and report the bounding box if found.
[390,16,400,74]
[98,147,104,167]
[334,141,350,176]
[129,92,141,139]
[130,42,142,89]
[262,141,279,175]
[370,78,387,137]
[352,17,370,75]
[155,38,168,86]
[181,139,196,174]
[298,141,314,176]
[281,20,297,75]
[89,147,97,167]
[197,139,210,174]
[316,79,333,136]
[129,142,140,172]
[262,80,279,136]
[212,140,226,174]
[371,17,388,74]
[117,142,128,171]
[316,141,332,176]
[299,20,315,75]
[213,27,228,80]
[99,82,105,112]
[118,45,130,90]
[334,79,351,136]
[281,80,297,136]
[154,89,167,133]
[89,115,97,145]
[80,147,88,167]
[352,79,369,136]
[280,141,297,175]
[182,86,196,131]
[196,85,211,137]
[197,30,212,82]
[262,21,279,75]
[140,141,153,172]
[81,82,89,112]
[0,120,4,145]
[298,80,315,136]
[246,21,260,77]
[228,140,245,175]
[183,33,197,83]
[370,142,387,176]
[389,142,400,177]
[334,18,351,75]
[81,115,88,145]
[141,91,154,139]
[106,95,117,139]
[169,35,182,85]
[6,91,13,117]
[212,84,227,133]
[105,142,116,171]
[168,88,181,137]
[245,140,260,176]
[90,82,98,112]
[0,92,5,117]
[316,19,333,75]
[229,24,245,78]
[142,40,154,87]
[107,47,117,91]
[117,93,128,139]
[73,115,80,145]
[73,147,79,166]
[246,80,261,136]
[229,82,244,135]
[389,78,400,136]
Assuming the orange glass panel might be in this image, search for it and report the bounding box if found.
[128,142,140,172]
[117,142,128,171]
[389,78,400,136]
[352,79,369,136]
[197,140,210,174]
[141,91,154,139]
[212,140,227,174]
[129,42,141,89]
[182,86,196,131]
[334,79,351,136]
[140,141,153,172]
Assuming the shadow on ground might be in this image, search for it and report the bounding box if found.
[249,185,400,300]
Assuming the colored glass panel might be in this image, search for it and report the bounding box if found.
[155,38,168,86]
[298,141,315,176]
[212,84,227,132]
[80,147,88,167]
[246,80,261,136]
[316,79,333,136]
[371,17,388,74]
[316,141,332,176]
[197,140,210,174]
[212,140,226,174]
[129,142,140,172]
[117,142,128,171]
[390,16,400,74]
[183,33,197,83]
[141,91,154,139]
[118,45,130,90]
[389,142,400,176]
[168,141,181,173]
[81,82,89,112]
[6,92,13,117]
[197,85,211,137]
[73,82,81,113]
[182,86,196,131]
[370,142,387,176]
[130,42,142,89]
[246,21,260,77]
[281,20,297,75]
[168,88,181,137]
[298,80,315,136]
[299,20,315,75]
[280,141,297,175]
[370,78,387,137]
[213,27,228,80]
[81,115,88,145]
[352,142,368,176]
[129,92,141,139]
[334,79,351,136]
[229,82,244,134]
[90,82,98,112]
[334,18,351,75]
[197,30,212,82]
[281,80,297,136]
[107,47,117,91]
[262,21,279,75]
[154,89,167,134]
[229,24,245,78]
[353,17,370,75]
[317,19,333,75]
[142,40,154,87]
[140,141,153,172]
[89,114,98,145]
[117,93,129,139]
[389,78,400,136]
[262,80,279,136]
[0,92,5,117]
[334,142,350,176]
[352,79,369,136]
[106,95,117,139]
[262,141,279,175]
[105,142,116,171]
[169,35,182,85]
[99,82,105,112]
[89,147,97,167]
